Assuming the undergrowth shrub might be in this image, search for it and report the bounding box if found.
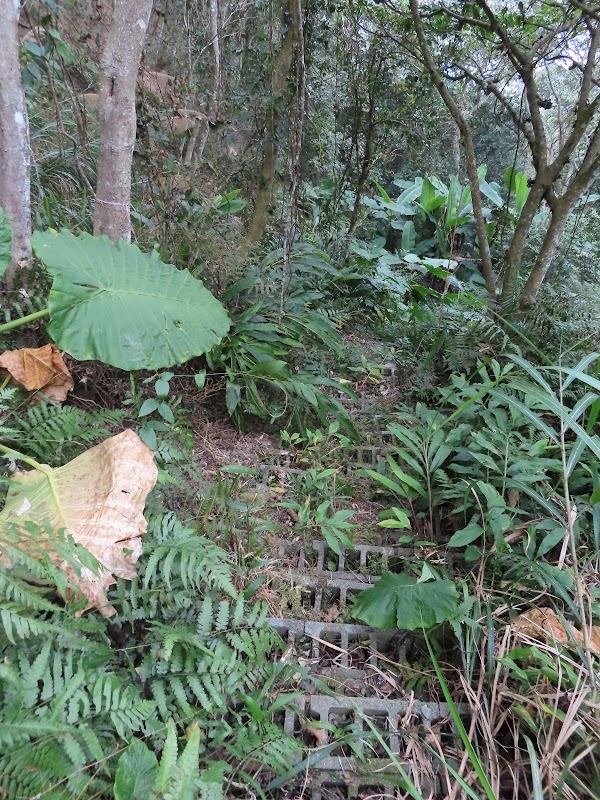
[518,279,600,360]
[207,242,358,434]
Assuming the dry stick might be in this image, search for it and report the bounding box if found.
[408,0,496,301]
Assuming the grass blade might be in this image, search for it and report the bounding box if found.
[524,735,544,800]
[424,632,497,800]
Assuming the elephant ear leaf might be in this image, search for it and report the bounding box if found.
[0,208,12,280]
[351,572,459,630]
[32,230,230,371]
[0,430,157,616]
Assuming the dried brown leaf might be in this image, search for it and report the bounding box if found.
[512,607,600,656]
[0,343,73,402]
[0,430,157,616]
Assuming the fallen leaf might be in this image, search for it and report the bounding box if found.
[0,344,73,403]
[305,724,328,747]
[285,508,299,524]
[512,607,600,656]
[0,430,157,616]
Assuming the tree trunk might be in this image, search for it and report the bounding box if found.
[208,0,223,124]
[345,54,382,253]
[451,123,461,177]
[518,129,600,308]
[502,117,600,307]
[517,199,574,308]
[93,0,154,242]
[499,177,549,305]
[409,0,496,299]
[0,0,32,281]
[245,2,296,245]
[184,0,222,166]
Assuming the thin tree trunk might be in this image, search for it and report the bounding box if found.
[451,123,461,177]
[499,178,549,305]
[184,0,222,166]
[517,201,573,308]
[93,0,154,242]
[246,1,296,244]
[345,54,382,253]
[409,0,496,300]
[208,0,223,123]
[345,115,376,247]
[0,0,32,282]
[503,117,600,307]
[279,0,306,317]
[519,128,600,307]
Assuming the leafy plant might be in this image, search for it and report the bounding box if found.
[0,509,301,798]
[206,243,357,431]
[0,227,230,371]
[366,168,514,266]
[137,370,181,451]
[352,566,460,630]
[4,401,124,465]
[113,720,211,800]
[280,496,356,556]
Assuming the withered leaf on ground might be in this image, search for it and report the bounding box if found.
[0,343,74,403]
[0,429,158,616]
[512,606,600,656]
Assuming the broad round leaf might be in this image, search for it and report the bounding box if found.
[0,430,157,616]
[114,739,158,800]
[32,230,230,371]
[352,572,459,630]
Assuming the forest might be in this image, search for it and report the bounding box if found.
[0,0,599,798]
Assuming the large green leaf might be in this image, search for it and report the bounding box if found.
[420,177,445,214]
[401,221,416,252]
[478,177,504,208]
[396,180,422,210]
[0,208,11,279]
[504,167,530,214]
[32,230,230,371]
[114,739,158,800]
[352,572,459,630]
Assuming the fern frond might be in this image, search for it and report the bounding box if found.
[163,723,200,800]
[9,403,124,464]
[143,515,236,598]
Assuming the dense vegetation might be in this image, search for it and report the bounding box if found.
[0,1,599,798]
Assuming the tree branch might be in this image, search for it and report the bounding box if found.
[578,22,600,115]
[455,65,535,150]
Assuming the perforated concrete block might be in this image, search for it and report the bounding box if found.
[279,539,411,576]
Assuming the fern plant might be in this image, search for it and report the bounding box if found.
[0,510,301,799]
[6,402,125,465]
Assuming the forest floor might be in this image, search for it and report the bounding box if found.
[190,348,459,798]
